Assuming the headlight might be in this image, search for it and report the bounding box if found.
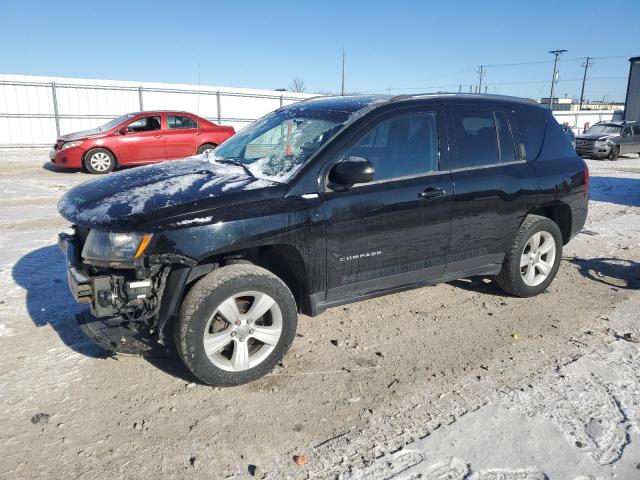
[61,140,84,150]
[82,230,153,262]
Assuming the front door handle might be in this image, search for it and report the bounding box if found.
[419,187,446,200]
[154,134,163,139]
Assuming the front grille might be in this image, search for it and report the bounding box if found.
[576,139,594,148]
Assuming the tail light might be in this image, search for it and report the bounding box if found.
[584,162,589,195]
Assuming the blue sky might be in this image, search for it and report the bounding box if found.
[1,0,638,101]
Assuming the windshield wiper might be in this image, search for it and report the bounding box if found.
[214,158,256,179]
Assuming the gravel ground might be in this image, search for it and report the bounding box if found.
[0,150,639,480]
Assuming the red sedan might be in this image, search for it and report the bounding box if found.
[50,111,235,174]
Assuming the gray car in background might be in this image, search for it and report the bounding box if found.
[575,121,640,160]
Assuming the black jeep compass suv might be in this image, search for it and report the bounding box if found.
[57,94,589,386]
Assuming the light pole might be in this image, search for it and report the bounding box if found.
[548,49,567,109]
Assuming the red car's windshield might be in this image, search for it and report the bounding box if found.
[98,113,137,132]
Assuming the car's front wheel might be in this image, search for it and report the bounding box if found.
[608,145,619,161]
[84,148,116,174]
[495,215,563,297]
[176,264,297,386]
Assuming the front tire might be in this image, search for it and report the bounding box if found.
[495,215,563,297]
[176,265,297,386]
[608,145,619,161]
[84,148,116,174]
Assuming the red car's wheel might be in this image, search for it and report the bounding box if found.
[197,143,217,156]
[84,148,116,174]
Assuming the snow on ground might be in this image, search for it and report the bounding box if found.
[0,149,638,479]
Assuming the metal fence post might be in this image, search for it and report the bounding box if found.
[51,81,61,138]
[216,91,221,123]
[138,86,144,111]
[280,95,283,107]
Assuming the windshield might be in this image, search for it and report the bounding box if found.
[98,113,137,132]
[585,124,621,135]
[211,108,352,182]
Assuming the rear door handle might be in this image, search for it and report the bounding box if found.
[419,187,447,200]
[154,134,163,139]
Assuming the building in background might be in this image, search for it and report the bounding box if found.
[540,97,625,111]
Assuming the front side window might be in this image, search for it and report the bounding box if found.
[452,111,499,168]
[213,108,352,182]
[168,115,198,129]
[343,111,439,181]
[127,116,161,133]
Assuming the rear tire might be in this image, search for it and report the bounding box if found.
[608,145,619,161]
[176,265,297,386]
[495,215,563,297]
[196,143,216,156]
[84,148,116,174]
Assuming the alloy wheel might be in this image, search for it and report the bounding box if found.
[203,291,283,372]
[520,231,556,287]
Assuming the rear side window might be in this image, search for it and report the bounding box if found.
[167,115,198,129]
[344,111,439,181]
[516,107,547,160]
[495,111,516,162]
[452,111,499,167]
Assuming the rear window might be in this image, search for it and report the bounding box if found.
[515,107,547,160]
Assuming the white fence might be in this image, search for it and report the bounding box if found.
[0,74,315,147]
[0,73,618,147]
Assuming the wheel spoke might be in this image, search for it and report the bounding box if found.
[537,259,552,276]
[538,238,554,255]
[525,265,536,284]
[217,297,242,323]
[203,330,233,356]
[530,232,541,251]
[250,325,281,346]
[231,340,250,370]
[520,254,529,268]
[246,293,275,322]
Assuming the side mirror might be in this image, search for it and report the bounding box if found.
[119,126,130,135]
[328,156,375,191]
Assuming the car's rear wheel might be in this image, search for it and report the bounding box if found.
[176,264,297,386]
[84,148,116,174]
[197,143,216,157]
[495,215,563,297]
[608,145,619,161]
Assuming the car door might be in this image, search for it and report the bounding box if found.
[116,114,166,164]
[321,106,453,303]
[165,114,200,159]
[445,104,537,279]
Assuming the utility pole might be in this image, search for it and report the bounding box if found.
[477,65,485,94]
[341,50,345,96]
[579,57,591,110]
[548,49,567,109]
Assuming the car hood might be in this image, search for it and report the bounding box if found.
[59,128,108,141]
[58,157,283,231]
[576,133,617,141]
